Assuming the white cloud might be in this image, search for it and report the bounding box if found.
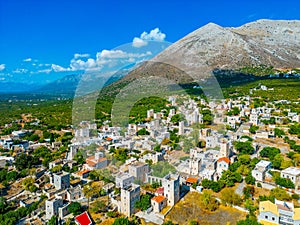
[23,58,32,62]
[70,58,98,71]
[51,64,71,72]
[74,53,90,59]
[141,28,166,41]
[32,47,153,73]
[132,28,166,48]
[132,37,148,48]
[36,68,52,74]
[0,64,5,71]
[13,68,28,74]
[96,49,152,59]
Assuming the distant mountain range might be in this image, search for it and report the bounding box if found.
[1,19,300,96]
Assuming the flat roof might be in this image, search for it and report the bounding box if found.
[256,160,271,168]
[282,167,300,176]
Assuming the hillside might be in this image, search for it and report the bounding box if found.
[96,19,300,103]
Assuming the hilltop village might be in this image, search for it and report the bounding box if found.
[0,93,300,225]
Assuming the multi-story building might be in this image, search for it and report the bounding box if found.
[252,160,272,182]
[162,174,180,206]
[216,157,230,174]
[151,195,167,213]
[45,198,63,220]
[280,167,300,189]
[85,152,108,170]
[120,184,140,217]
[115,173,135,189]
[258,199,300,225]
[128,161,149,183]
[53,172,70,190]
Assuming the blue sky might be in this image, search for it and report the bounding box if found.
[0,0,300,84]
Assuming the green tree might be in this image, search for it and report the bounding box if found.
[220,170,242,187]
[249,125,259,134]
[220,188,242,206]
[151,162,176,178]
[236,218,262,225]
[68,202,82,216]
[47,216,58,225]
[15,153,38,171]
[271,154,283,170]
[274,128,285,138]
[134,194,151,211]
[259,147,280,160]
[112,217,137,225]
[275,177,295,189]
[170,114,184,125]
[74,151,85,165]
[137,128,149,135]
[200,190,219,211]
[243,186,255,199]
[234,141,255,155]
[0,197,8,214]
[270,187,292,201]
[245,174,256,185]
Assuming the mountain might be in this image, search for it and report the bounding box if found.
[34,74,83,97]
[106,19,300,92]
[153,19,300,70]
[0,82,39,93]
[2,19,299,97]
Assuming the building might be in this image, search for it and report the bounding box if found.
[216,157,230,174]
[115,173,135,189]
[139,152,164,164]
[252,160,272,182]
[162,174,180,206]
[53,172,70,190]
[67,186,83,201]
[258,199,300,225]
[185,177,198,186]
[85,152,108,170]
[220,141,231,157]
[75,211,93,225]
[120,184,140,217]
[178,121,184,135]
[151,195,167,213]
[250,113,259,126]
[45,198,63,220]
[128,162,149,183]
[280,167,300,189]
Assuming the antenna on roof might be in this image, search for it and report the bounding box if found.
[284,202,290,210]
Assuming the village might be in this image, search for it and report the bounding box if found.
[0,92,300,225]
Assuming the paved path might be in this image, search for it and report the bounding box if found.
[235,181,246,196]
[136,211,164,225]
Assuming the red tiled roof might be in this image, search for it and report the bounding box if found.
[86,156,107,166]
[186,177,198,184]
[152,195,166,204]
[75,211,92,225]
[217,157,230,164]
[156,187,164,195]
[76,170,90,176]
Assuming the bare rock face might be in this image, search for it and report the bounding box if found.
[112,19,300,87]
[155,20,300,70]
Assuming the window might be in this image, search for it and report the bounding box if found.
[265,215,268,219]
[272,217,275,221]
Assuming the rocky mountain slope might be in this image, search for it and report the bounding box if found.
[113,19,300,87]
